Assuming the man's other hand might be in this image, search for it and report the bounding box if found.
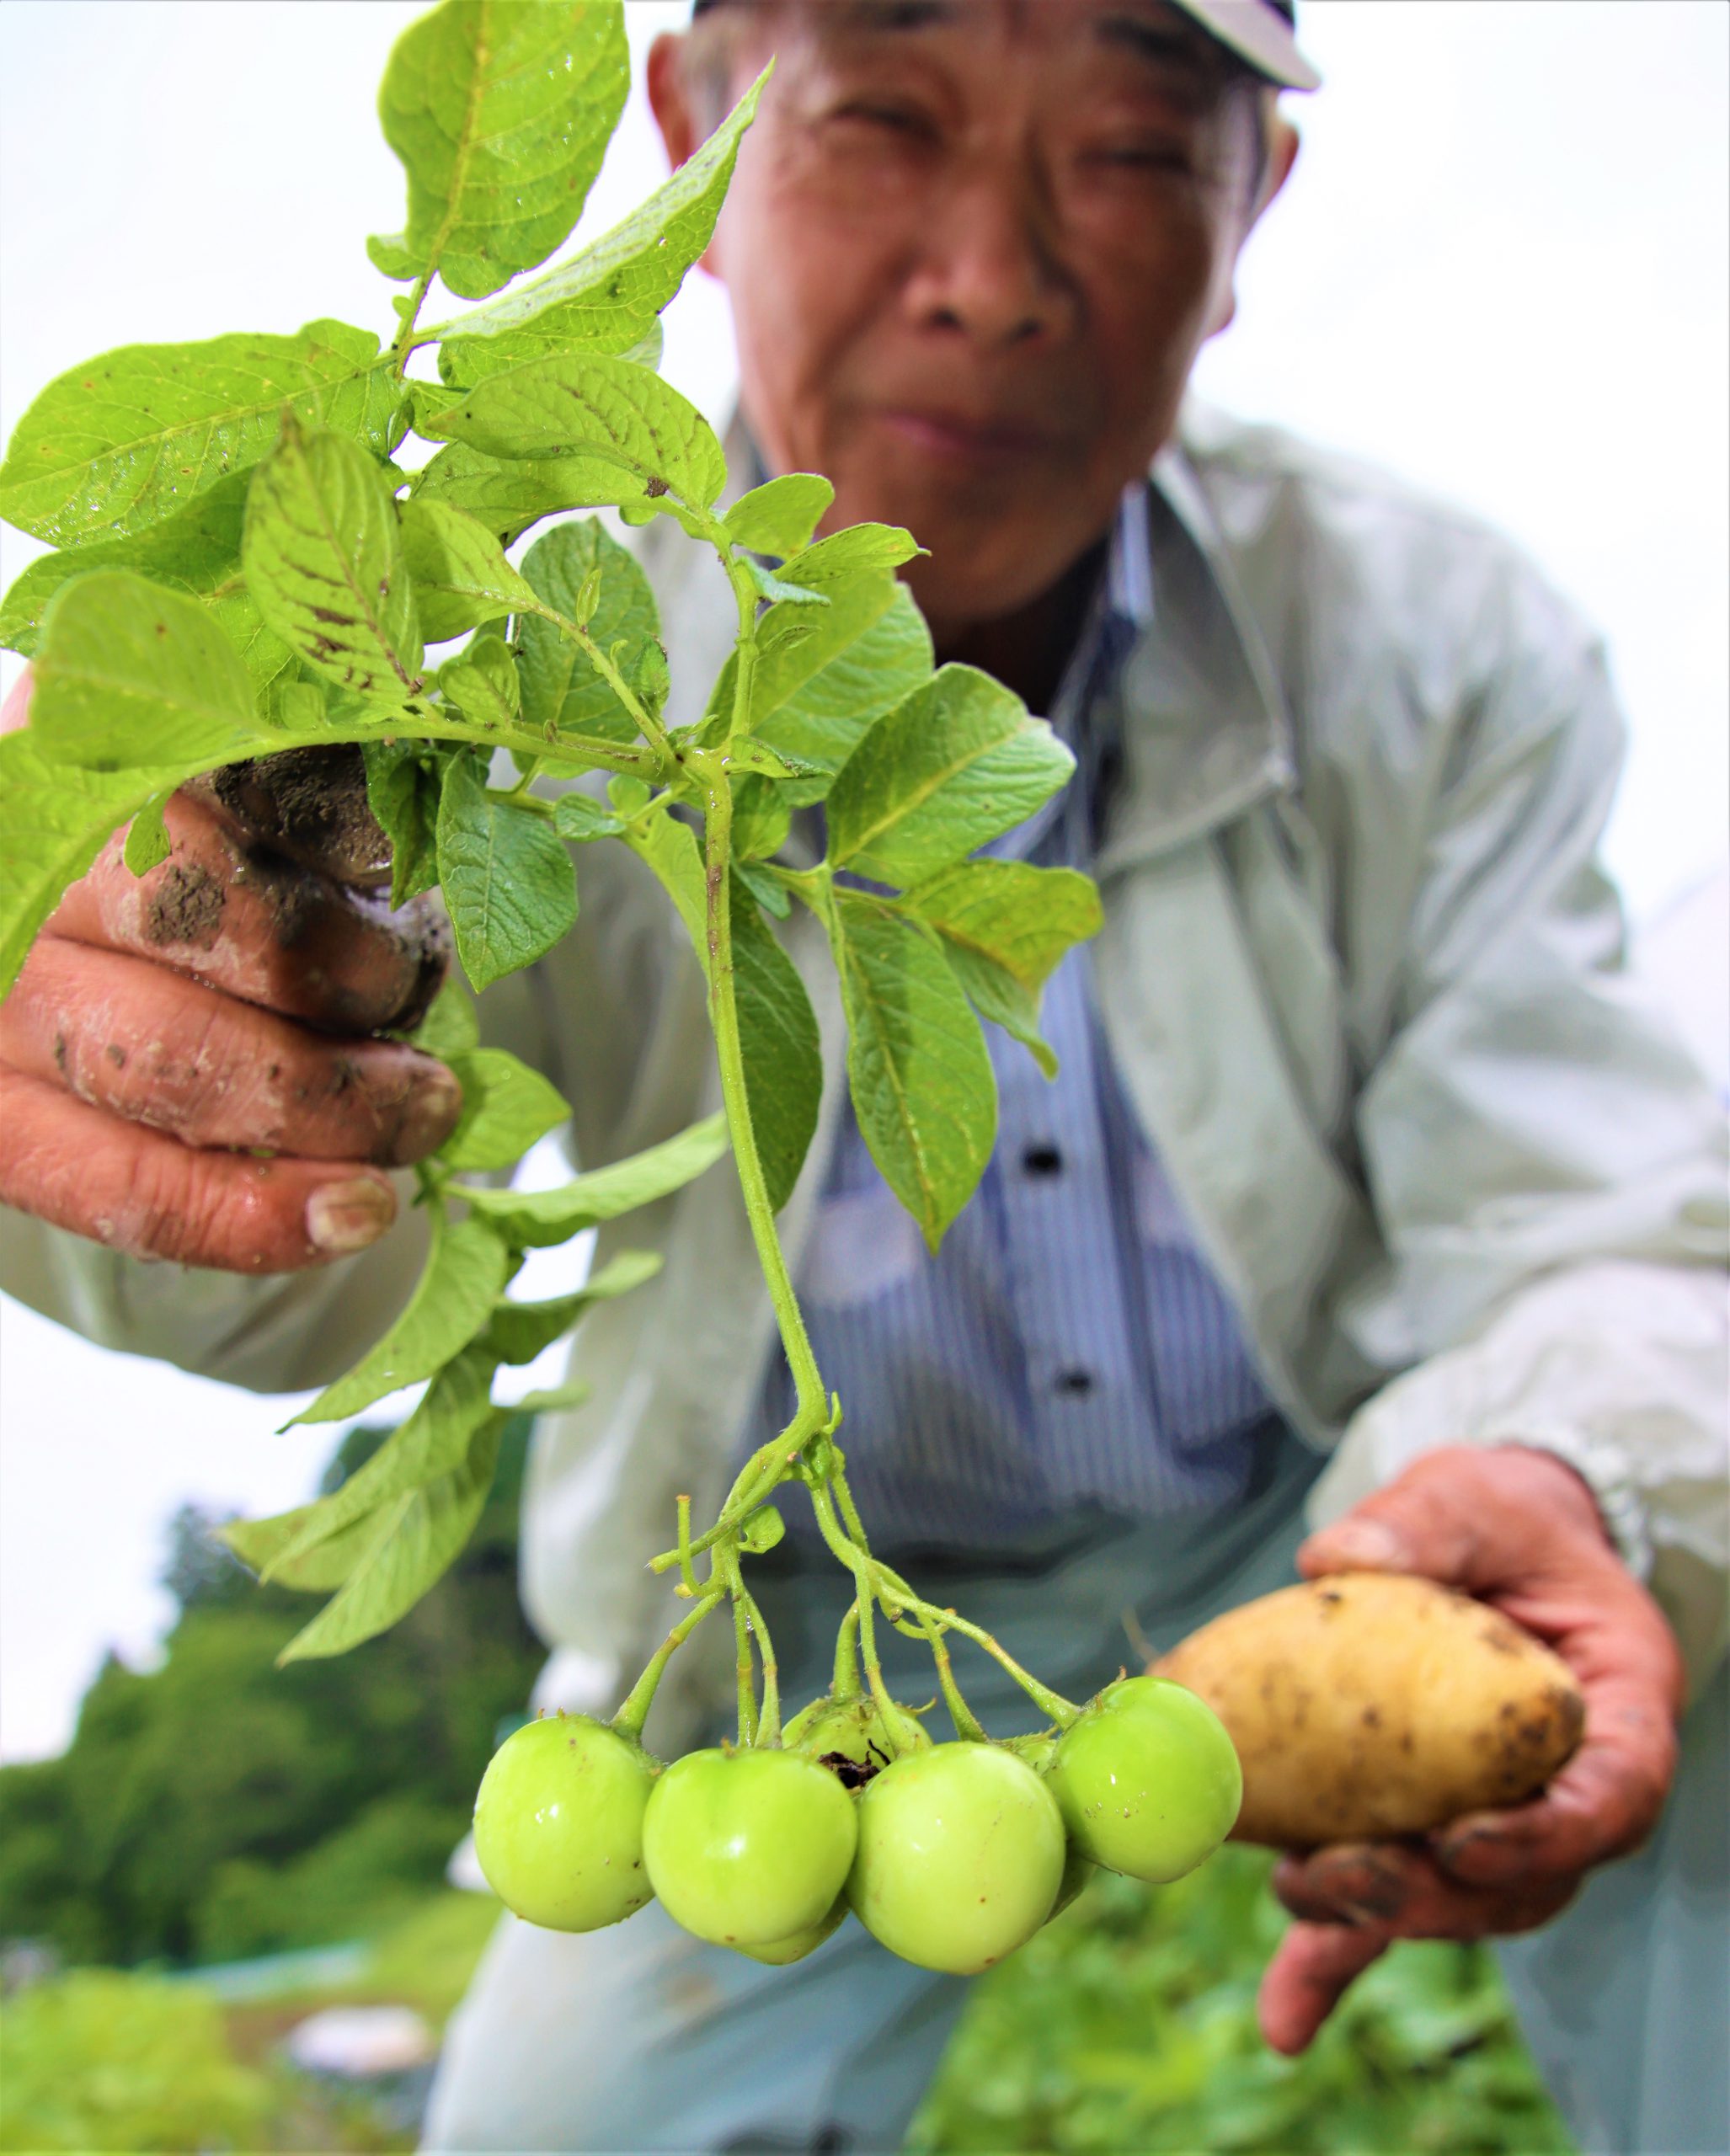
[1257,1444,1685,2054]
[0,670,462,1273]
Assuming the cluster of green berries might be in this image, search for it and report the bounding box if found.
[472,1678,1241,1974]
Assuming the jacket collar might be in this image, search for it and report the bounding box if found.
[1095,425,1297,878]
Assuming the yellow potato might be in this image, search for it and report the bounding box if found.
[1152,1573,1585,1849]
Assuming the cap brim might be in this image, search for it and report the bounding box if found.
[1167,0,1322,92]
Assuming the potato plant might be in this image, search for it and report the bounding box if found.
[0,0,1240,1972]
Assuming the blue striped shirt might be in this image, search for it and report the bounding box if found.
[741,487,1278,1555]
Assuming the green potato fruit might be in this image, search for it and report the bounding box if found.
[1045,1675,1241,1883]
[847,1742,1065,1974]
[1050,1839,1096,1919]
[643,1745,858,1948]
[783,1693,931,1785]
[730,1891,848,1966]
[472,1713,659,1932]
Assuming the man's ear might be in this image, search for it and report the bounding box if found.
[647,32,700,172]
[1204,112,1300,339]
[1257,114,1301,222]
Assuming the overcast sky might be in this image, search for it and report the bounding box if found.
[1,0,1725,1761]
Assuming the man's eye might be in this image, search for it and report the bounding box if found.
[833,101,933,141]
[1089,141,1193,173]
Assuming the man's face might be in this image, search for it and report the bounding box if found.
[656,0,1287,643]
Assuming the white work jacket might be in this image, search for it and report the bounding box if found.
[5,406,1725,1724]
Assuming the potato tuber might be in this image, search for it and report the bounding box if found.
[1153,1573,1584,1849]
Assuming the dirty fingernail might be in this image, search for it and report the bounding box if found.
[307,1177,396,1255]
[388,1063,464,1165]
[1315,1518,1405,1567]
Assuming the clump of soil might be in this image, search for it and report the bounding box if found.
[145,861,226,948]
[192,746,392,888]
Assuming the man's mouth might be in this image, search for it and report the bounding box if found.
[873,408,1058,463]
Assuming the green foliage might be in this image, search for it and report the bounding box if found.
[242,419,425,707]
[0,320,405,547]
[286,1218,511,1428]
[834,893,1000,1252]
[369,0,628,301]
[435,750,578,989]
[910,1854,1576,2156]
[421,350,730,512]
[0,1970,273,2153]
[31,570,266,774]
[435,69,768,382]
[0,0,1102,1674]
[0,1424,543,1971]
[731,883,824,1214]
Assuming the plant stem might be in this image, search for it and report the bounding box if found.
[526,598,675,767]
[387,269,435,376]
[701,770,827,1427]
[831,1601,862,1702]
[910,1605,989,1743]
[871,1561,1083,1729]
[611,1588,725,1741]
[675,1496,699,1597]
[809,1485,900,1732]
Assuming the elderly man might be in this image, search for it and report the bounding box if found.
[1,2,1724,2151]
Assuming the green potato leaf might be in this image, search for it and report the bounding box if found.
[409,440,630,546]
[480,1247,663,1364]
[460,1111,729,1247]
[733,883,822,1214]
[0,468,250,659]
[243,419,426,708]
[620,802,710,963]
[0,731,182,1000]
[222,1500,396,1595]
[0,321,404,548]
[121,790,173,877]
[398,497,537,643]
[363,738,451,907]
[290,1212,512,1425]
[270,1348,499,1581]
[439,1045,569,1171]
[832,892,997,1252]
[435,68,767,383]
[549,789,625,843]
[420,352,727,512]
[724,473,835,561]
[517,518,659,746]
[751,584,934,794]
[706,577,932,787]
[905,859,1104,1080]
[411,974,481,1060]
[276,1410,505,1662]
[731,774,792,863]
[438,633,520,729]
[509,1378,592,1415]
[777,523,921,587]
[29,569,269,774]
[371,0,628,301]
[436,749,578,990]
[826,664,1075,887]
[735,858,792,920]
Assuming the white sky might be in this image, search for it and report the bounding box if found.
[1,1,1726,1760]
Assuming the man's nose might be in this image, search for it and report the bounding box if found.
[904,169,1072,350]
